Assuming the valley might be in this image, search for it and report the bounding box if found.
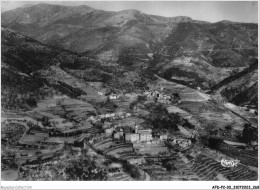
[1,3,258,182]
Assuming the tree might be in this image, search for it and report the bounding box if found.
[146,103,180,131]
[26,97,37,107]
[225,125,232,131]
[241,123,257,144]
[208,137,223,149]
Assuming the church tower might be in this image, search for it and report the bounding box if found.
[135,125,138,134]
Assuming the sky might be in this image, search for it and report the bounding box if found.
[1,1,258,23]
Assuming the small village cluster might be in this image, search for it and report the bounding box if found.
[97,91,121,100]
[143,90,181,104]
[87,111,132,122]
[143,90,171,100]
[99,88,181,104]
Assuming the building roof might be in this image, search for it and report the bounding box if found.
[125,133,139,136]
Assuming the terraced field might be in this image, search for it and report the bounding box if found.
[103,142,134,156]
[179,101,246,133]
[191,155,258,181]
[219,144,258,167]
[107,171,133,181]
[93,138,144,163]
[83,127,101,136]
[142,164,172,180]
[93,138,114,150]
[118,151,142,160]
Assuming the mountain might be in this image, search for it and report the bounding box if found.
[1,3,258,91]
[1,3,191,59]
[1,27,154,110]
[211,61,258,109]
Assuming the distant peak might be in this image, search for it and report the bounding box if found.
[71,5,96,11]
[119,9,142,15]
[20,4,35,8]
[17,3,95,11]
[216,20,237,24]
[169,16,193,22]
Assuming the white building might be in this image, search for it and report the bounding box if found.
[105,128,114,134]
[125,133,140,142]
[139,132,153,142]
[109,94,118,100]
[160,133,168,141]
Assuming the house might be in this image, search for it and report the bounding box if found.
[99,115,106,119]
[160,133,168,141]
[87,116,95,121]
[102,122,112,129]
[107,113,116,118]
[126,113,131,117]
[105,128,114,134]
[105,113,111,118]
[113,131,124,139]
[109,94,118,100]
[125,133,140,142]
[138,128,152,134]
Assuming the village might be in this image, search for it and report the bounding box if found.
[1,78,258,181]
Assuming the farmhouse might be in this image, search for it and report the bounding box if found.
[159,133,168,141]
[109,94,119,100]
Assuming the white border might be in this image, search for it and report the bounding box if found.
[1,181,260,190]
[0,0,259,189]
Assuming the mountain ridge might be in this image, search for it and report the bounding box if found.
[1,3,258,93]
